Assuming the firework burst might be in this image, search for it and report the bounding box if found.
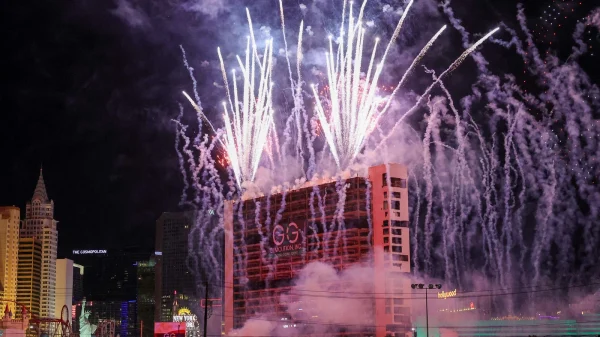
[311,0,440,170]
[184,9,275,189]
[311,0,499,170]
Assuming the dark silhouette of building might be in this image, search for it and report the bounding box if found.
[72,263,84,303]
[154,212,197,323]
[69,247,149,301]
[136,258,155,337]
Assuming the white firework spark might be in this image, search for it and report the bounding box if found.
[310,0,419,170]
[185,9,275,189]
[311,0,497,170]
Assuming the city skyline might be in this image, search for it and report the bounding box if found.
[1,0,596,258]
[0,166,166,257]
[1,0,598,336]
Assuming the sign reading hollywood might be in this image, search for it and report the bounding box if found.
[271,221,305,257]
[73,249,107,255]
[438,289,457,299]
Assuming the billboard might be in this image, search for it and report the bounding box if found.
[154,322,186,337]
[270,220,305,257]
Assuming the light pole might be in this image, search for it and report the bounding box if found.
[411,283,442,337]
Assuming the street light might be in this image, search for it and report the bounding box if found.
[411,284,442,337]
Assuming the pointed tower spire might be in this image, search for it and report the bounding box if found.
[32,166,49,202]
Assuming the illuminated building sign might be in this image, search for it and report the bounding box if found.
[177,308,191,316]
[270,221,305,257]
[73,249,107,255]
[173,315,197,329]
[437,289,457,299]
[172,307,197,329]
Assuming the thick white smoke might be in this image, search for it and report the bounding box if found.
[228,260,415,336]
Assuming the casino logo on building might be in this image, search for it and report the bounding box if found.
[271,221,305,257]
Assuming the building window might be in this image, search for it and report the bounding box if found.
[392,201,400,210]
[383,237,389,244]
[392,191,401,198]
[390,228,402,235]
[383,228,389,235]
[389,178,407,188]
[391,237,402,244]
[392,246,402,253]
[394,315,408,323]
[383,220,389,227]
[384,246,389,252]
[392,254,409,262]
[391,221,408,228]
[383,201,388,210]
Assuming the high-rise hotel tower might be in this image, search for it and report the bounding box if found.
[20,168,58,319]
[0,206,20,316]
[224,163,412,337]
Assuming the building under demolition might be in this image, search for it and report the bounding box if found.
[224,163,413,337]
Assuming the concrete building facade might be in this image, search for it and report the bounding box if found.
[0,206,21,316]
[223,163,412,337]
[20,168,58,319]
[16,238,42,318]
[369,164,411,337]
[54,259,74,323]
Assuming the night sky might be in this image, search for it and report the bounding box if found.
[0,0,596,258]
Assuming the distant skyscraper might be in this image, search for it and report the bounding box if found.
[55,259,74,323]
[21,168,58,319]
[154,212,196,322]
[73,263,84,303]
[0,206,20,315]
[17,237,42,318]
[136,258,155,337]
